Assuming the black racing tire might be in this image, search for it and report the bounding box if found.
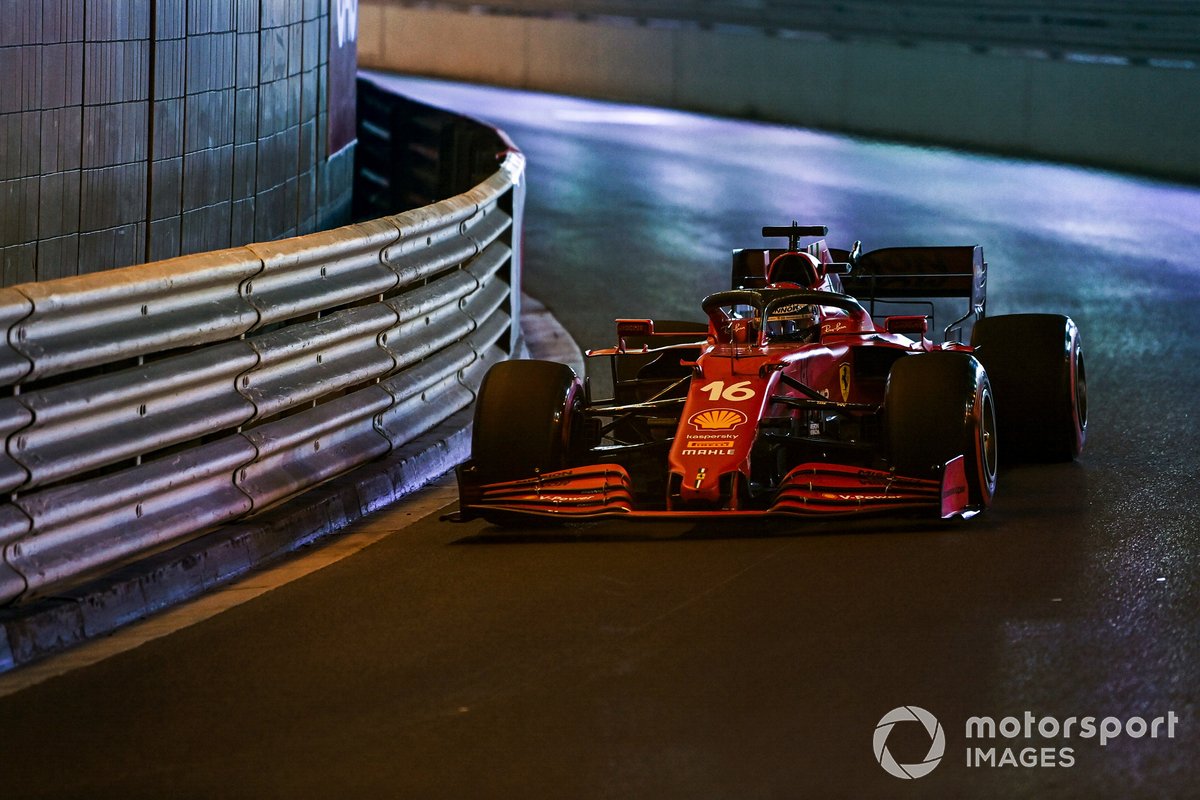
[885,352,998,510]
[471,359,583,485]
[970,314,1087,463]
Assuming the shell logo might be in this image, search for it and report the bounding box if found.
[689,408,748,431]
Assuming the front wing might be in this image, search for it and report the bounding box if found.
[458,458,972,520]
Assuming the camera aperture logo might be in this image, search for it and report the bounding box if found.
[874,706,1181,778]
[874,706,946,779]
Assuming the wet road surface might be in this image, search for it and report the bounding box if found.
[1,75,1197,798]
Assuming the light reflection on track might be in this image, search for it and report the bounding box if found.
[373,72,1200,792]
[0,74,1194,800]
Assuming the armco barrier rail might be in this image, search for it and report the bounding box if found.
[0,76,524,606]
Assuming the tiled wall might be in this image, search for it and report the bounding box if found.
[0,0,353,285]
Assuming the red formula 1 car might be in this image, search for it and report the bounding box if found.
[457,224,1087,523]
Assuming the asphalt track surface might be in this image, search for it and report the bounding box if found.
[2,74,1198,798]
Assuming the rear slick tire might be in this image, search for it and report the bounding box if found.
[970,314,1087,463]
[885,352,998,511]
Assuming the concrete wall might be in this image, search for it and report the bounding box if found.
[357,4,1200,184]
[0,0,354,285]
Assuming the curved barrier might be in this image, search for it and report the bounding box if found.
[0,77,524,605]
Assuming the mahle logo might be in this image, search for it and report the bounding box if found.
[874,706,946,779]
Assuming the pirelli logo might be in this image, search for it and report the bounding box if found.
[687,439,734,449]
[682,439,736,456]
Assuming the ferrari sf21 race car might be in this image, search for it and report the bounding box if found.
[457,224,1087,523]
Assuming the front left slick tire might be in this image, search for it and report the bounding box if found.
[885,352,999,510]
[470,359,584,486]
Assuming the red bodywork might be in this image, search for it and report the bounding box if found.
[460,241,983,522]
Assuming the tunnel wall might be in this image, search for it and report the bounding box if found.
[0,77,524,608]
[356,3,1200,184]
[0,0,356,286]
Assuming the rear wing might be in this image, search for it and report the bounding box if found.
[732,241,987,340]
[838,246,986,305]
[837,245,987,337]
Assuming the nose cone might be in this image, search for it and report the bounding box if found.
[669,402,756,509]
[677,465,722,505]
[672,419,744,506]
[669,357,776,510]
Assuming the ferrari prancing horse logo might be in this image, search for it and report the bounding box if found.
[839,363,852,402]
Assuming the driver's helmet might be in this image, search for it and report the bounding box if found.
[765,302,820,342]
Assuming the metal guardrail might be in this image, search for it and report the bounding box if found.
[393,1,1200,64]
[0,76,525,605]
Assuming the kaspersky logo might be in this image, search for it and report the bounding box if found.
[874,706,946,779]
